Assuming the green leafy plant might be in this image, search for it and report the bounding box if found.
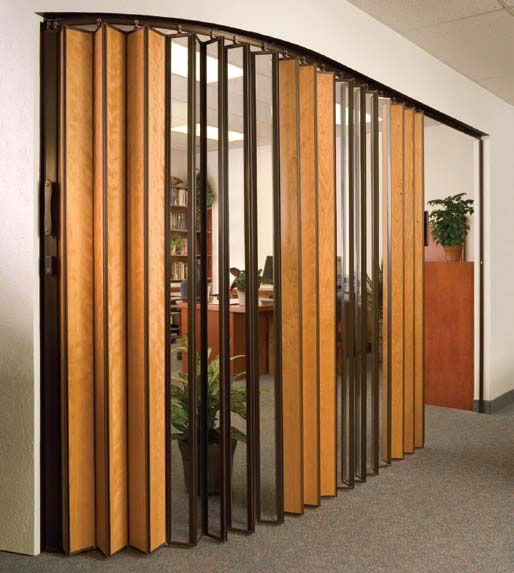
[195,171,216,210]
[170,236,184,253]
[428,193,474,246]
[233,269,263,293]
[170,338,247,445]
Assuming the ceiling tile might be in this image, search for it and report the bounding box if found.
[477,75,514,105]
[403,10,514,80]
[347,0,501,32]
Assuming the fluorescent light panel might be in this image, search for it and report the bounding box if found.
[171,42,243,83]
[171,124,244,143]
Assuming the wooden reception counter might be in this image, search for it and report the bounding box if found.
[176,301,274,376]
[424,262,474,410]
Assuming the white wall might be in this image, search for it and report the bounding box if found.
[424,122,476,260]
[1,0,514,555]
[207,145,274,294]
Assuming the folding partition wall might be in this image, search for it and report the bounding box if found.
[390,104,425,459]
[40,14,426,558]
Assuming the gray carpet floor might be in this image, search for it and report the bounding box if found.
[1,403,512,573]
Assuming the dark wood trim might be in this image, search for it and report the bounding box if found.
[40,24,63,553]
[39,12,487,140]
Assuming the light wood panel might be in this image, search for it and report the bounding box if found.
[279,58,303,514]
[317,72,336,496]
[299,65,320,507]
[147,28,166,552]
[126,27,166,552]
[403,108,415,455]
[127,28,148,551]
[93,27,106,555]
[61,27,95,553]
[390,104,404,460]
[414,112,425,448]
[93,25,128,556]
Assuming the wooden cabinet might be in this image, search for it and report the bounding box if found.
[425,262,474,410]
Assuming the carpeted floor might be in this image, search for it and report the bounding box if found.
[1,403,512,573]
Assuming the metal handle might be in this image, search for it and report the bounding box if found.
[44,180,56,236]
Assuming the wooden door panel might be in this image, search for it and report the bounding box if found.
[317,72,337,496]
[279,58,304,514]
[403,108,415,454]
[147,28,166,551]
[126,27,166,553]
[414,112,425,448]
[299,65,320,506]
[127,28,148,552]
[390,104,404,460]
[61,27,95,554]
[93,25,128,556]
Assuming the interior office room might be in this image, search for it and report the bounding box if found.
[0,1,513,572]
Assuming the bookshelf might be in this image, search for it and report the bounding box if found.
[169,183,213,343]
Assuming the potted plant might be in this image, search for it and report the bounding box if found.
[170,236,184,256]
[171,340,247,495]
[366,264,383,360]
[232,269,263,306]
[428,193,474,262]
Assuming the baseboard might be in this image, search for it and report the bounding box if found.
[473,388,514,414]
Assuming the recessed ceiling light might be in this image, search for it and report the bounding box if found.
[171,124,244,142]
[171,42,243,83]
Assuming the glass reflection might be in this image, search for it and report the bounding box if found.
[168,35,192,544]
[255,52,279,521]
[226,44,249,530]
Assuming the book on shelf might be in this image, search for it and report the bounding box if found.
[170,261,188,281]
[170,186,188,207]
[170,211,187,231]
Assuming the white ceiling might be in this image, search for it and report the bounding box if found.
[347,0,514,105]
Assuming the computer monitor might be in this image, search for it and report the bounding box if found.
[262,256,273,285]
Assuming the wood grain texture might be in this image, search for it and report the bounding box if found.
[316,72,336,496]
[390,104,404,460]
[94,25,128,558]
[107,26,128,554]
[63,27,96,553]
[414,112,425,449]
[425,263,474,411]
[93,27,106,555]
[127,28,147,551]
[381,100,390,462]
[147,29,166,551]
[299,65,320,506]
[403,108,415,455]
[279,59,303,514]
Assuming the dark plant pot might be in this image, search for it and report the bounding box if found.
[178,437,237,496]
[443,244,462,262]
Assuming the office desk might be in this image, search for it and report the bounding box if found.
[175,302,274,376]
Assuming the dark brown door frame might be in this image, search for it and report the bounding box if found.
[39,23,62,552]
